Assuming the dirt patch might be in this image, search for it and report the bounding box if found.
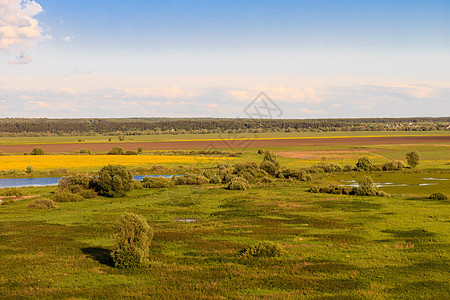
[0,136,448,153]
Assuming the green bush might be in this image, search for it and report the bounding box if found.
[406,151,420,168]
[98,164,133,197]
[30,147,45,155]
[241,242,284,258]
[228,177,250,190]
[260,161,279,176]
[52,191,84,202]
[1,187,26,197]
[78,189,97,199]
[27,199,58,209]
[142,176,174,188]
[429,192,448,200]
[78,148,91,155]
[382,160,406,171]
[323,162,343,172]
[107,146,124,155]
[173,174,208,186]
[111,213,154,269]
[356,156,373,171]
[26,165,34,173]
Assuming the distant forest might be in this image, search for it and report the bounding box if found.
[0,117,449,136]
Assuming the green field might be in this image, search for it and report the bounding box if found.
[1,131,449,298]
[1,181,449,298]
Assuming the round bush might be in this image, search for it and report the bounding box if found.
[52,191,84,202]
[429,192,447,200]
[241,242,284,258]
[30,147,45,155]
[27,199,58,209]
[228,177,250,190]
[98,164,133,197]
[111,212,154,269]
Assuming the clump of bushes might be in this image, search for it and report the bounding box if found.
[57,174,98,199]
[228,177,250,190]
[241,242,284,258]
[142,176,174,188]
[111,212,154,269]
[107,146,124,155]
[382,160,406,171]
[0,187,26,197]
[52,191,84,202]
[76,148,91,155]
[173,174,209,185]
[429,192,448,200]
[27,198,58,209]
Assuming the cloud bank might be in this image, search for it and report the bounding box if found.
[0,0,47,64]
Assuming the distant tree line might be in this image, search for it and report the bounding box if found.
[0,117,448,136]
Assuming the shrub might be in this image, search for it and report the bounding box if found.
[406,151,420,168]
[124,150,138,155]
[142,176,174,188]
[108,146,124,155]
[228,177,250,190]
[241,242,283,258]
[343,165,353,172]
[323,162,343,172]
[382,160,406,171]
[27,199,58,209]
[52,191,84,202]
[173,174,208,186]
[78,148,91,155]
[26,165,34,174]
[260,176,273,183]
[111,213,154,269]
[356,156,373,171]
[210,175,222,184]
[137,146,144,154]
[98,164,133,197]
[260,161,279,176]
[1,187,26,197]
[30,147,45,155]
[78,189,98,199]
[429,192,448,200]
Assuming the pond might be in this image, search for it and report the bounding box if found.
[0,175,174,189]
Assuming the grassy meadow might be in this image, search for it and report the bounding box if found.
[1,181,449,298]
[0,131,449,298]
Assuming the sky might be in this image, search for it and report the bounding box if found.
[0,0,449,119]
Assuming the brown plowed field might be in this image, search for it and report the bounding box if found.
[0,135,448,154]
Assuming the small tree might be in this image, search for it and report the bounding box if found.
[406,151,420,168]
[26,165,34,174]
[30,147,45,155]
[137,146,144,154]
[108,146,124,155]
[98,164,133,197]
[111,213,154,268]
[356,156,373,171]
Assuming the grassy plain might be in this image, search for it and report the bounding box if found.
[1,181,449,298]
[0,131,449,298]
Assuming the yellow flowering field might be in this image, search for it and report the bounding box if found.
[0,155,234,171]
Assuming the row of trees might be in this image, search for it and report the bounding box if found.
[0,117,448,136]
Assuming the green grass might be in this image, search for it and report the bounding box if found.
[1,180,449,298]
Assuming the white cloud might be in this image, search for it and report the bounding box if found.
[229,86,322,103]
[300,107,326,115]
[0,0,47,63]
[63,35,73,42]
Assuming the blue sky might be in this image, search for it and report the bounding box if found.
[0,0,449,118]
